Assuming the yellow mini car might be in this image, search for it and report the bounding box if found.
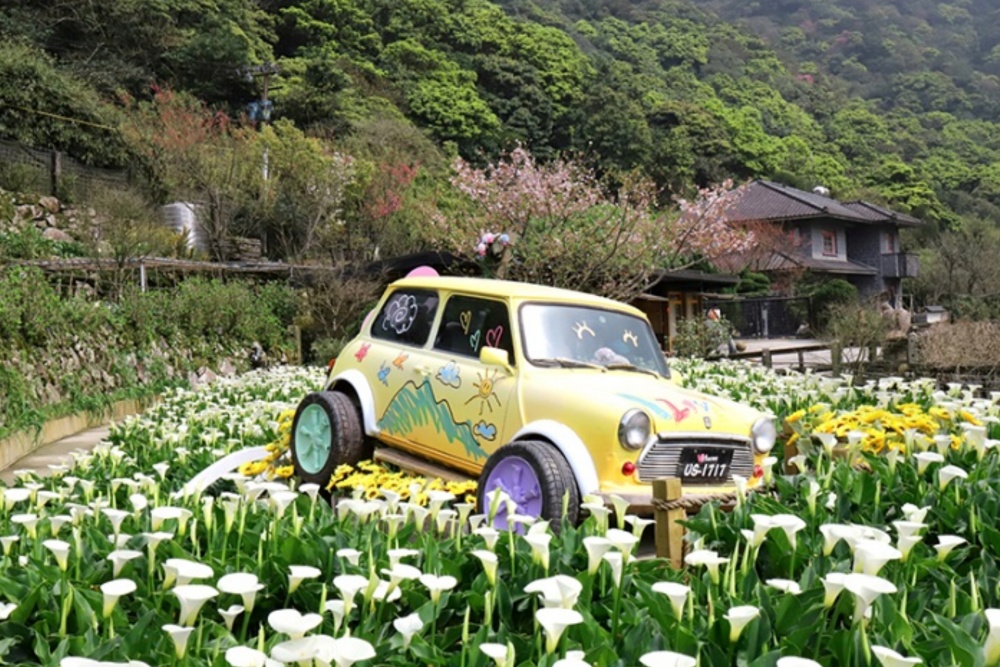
[291,276,775,526]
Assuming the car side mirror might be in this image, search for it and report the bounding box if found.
[480,346,513,373]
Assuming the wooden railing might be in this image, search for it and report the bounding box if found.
[727,341,858,375]
[652,477,739,568]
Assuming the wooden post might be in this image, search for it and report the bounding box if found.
[797,349,805,373]
[653,478,685,569]
[784,437,799,474]
[761,348,772,369]
[831,341,842,376]
[290,324,303,364]
[50,150,62,196]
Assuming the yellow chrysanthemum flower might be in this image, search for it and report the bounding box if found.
[786,409,807,424]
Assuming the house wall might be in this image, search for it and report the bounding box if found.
[846,226,886,297]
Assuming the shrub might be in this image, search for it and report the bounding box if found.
[673,314,735,358]
[916,321,1000,369]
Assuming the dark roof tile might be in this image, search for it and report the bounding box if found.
[724,181,921,226]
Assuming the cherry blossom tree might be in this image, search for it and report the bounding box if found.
[437,147,754,301]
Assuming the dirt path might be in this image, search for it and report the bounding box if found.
[0,425,110,484]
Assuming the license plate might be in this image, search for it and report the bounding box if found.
[678,448,733,481]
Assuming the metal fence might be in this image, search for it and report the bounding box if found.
[0,138,130,202]
[704,296,812,339]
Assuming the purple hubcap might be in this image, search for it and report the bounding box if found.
[483,455,543,530]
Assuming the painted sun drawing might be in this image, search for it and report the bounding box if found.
[465,368,503,415]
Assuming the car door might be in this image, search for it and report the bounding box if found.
[367,287,441,448]
[416,294,518,471]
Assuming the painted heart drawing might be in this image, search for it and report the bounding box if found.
[469,329,481,351]
[459,311,472,334]
[485,325,504,348]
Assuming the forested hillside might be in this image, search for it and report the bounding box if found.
[2,0,1000,314]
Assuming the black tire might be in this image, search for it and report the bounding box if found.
[476,440,581,530]
[290,390,370,486]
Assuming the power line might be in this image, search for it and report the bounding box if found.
[0,103,117,131]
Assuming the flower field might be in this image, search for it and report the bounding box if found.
[1,362,999,666]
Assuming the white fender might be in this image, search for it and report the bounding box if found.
[177,446,269,497]
[328,369,379,435]
[510,420,600,495]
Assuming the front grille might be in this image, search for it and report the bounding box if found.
[637,435,754,484]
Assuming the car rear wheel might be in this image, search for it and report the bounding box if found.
[291,390,369,487]
[476,440,580,531]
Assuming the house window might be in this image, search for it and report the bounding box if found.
[884,232,896,254]
[821,230,837,256]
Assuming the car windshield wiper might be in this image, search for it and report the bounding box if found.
[605,363,661,378]
[532,357,605,370]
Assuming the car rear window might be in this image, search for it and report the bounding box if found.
[371,289,439,346]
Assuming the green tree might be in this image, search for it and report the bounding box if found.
[0,42,127,166]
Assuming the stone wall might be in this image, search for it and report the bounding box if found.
[0,320,245,434]
[0,189,90,244]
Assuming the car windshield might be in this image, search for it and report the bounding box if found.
[520,303,670,377]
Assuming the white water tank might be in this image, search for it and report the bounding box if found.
[161,202,209,253]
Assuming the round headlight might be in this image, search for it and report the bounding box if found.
[751,417,777,453]
[619,409,651,451]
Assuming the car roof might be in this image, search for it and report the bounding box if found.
[389,276,644,315]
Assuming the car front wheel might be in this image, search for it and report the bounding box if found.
[290,390,369,487]
[476,440,580,531]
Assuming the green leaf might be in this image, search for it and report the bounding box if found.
[933,613,984,667]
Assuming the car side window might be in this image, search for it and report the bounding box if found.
[371,289,439,346]
[434,295,514,360]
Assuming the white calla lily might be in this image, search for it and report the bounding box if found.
[776,659,822,667]
[218,604,244,632]
[172,584,218,626]
[288,565,322,593]
[524,575,583,609]
[224,646,269,667]
[935,535,967,561]
[843,573,897,623]
[639,651,697,667]
[333,574,370,614]
[983,608,1000,666]
[938,465,968,490]
[871,645,923,667]
[419,573,457,604]
[582,536,613,575]
[471,550,498,586]
[853,539,902,576]
[684,549,729,584]
[536,607,583,654]
[218,572,264,613]
[100,578,137,618]
[43,539,71,571]
[393,612,424,649]
[162,624,194,659]
[268,608,323,639]
[524,533,552,571]
[914,452,944,475]
[765,579,802,595]
[652,581,690,618]
[724,605,760,642]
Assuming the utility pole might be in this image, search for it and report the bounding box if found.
[238,62,281,181]
[239,62,281,126]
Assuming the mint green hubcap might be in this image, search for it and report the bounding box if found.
[295,404,332,474]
